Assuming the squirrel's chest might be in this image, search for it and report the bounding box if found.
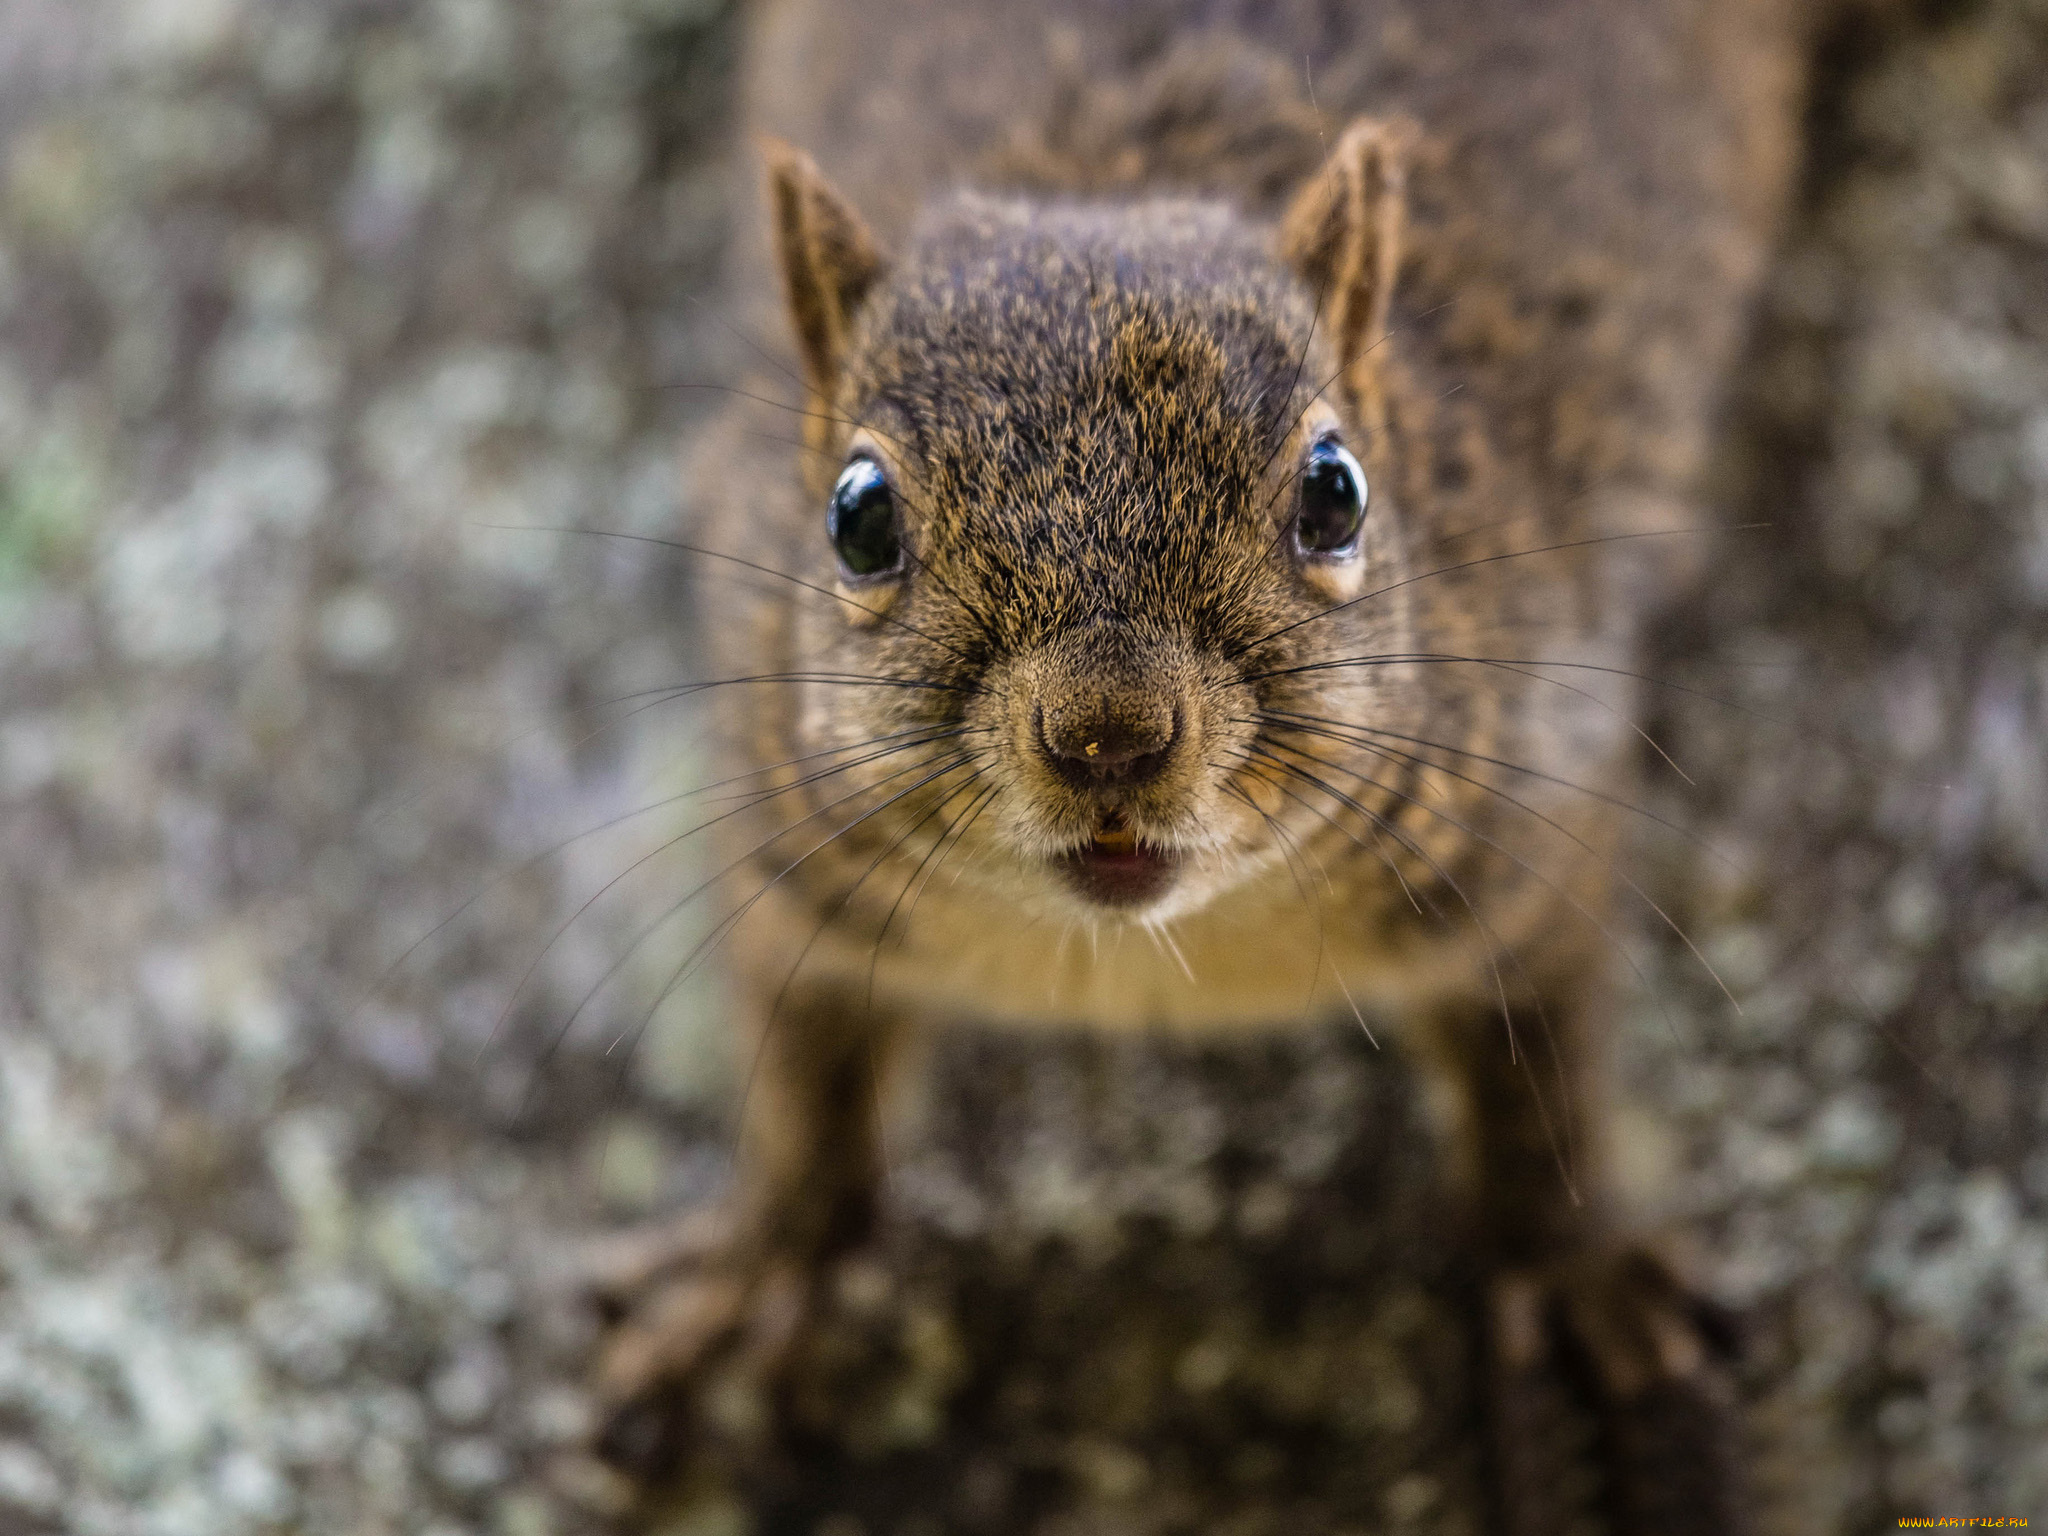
[761,867,1486,1040]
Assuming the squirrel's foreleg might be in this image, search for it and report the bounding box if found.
[1423,978,1751,1536]
[592,973,911,1478]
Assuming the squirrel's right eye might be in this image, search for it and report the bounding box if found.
[828,458,901,578]
[1294,437,1368,558]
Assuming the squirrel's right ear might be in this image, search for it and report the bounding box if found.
[764,139,887,410]
[1279,117,1417,423]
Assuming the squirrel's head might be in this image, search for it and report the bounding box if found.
[763,122,1429,925]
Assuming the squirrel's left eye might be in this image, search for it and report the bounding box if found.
[1294,437,1368,557]
[828,457,902,578]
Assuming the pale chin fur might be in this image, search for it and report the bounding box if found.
[971,821,1285,928]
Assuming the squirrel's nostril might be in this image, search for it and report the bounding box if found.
[1037,702,1180,789]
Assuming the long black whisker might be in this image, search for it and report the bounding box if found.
[1240,743,1521,1027]
[685,294,808,396]
[1262,716,1739,1012]
[892,780,1006,939]
[1254,731,1675,1059]
[1247,741,1572,1165]
[1255,648,1705,784]
[760,766,989,1038]
[1294,651,1695,786]
[720,765,989,1205]
[362,722,968,1022]
[1244,744,1577,1190]
[771,771,991,1051]
[868,779,1000,1001]
[1255,252,1330,481]
[473,524,978,666]
[1264,646,1935,782]
[651,380,916,457]
[551,671,975,779]
[493,736,976,1075]
[1233,524,1764,658]
[616,756,989,1202]
[1263,299,1461,488]
[1257,800,1380,1044]
[1258,708,1726,868]
[742,425,830,459]
[358,665,971,840]
[690,722,981,799]
[1250,300,1463,564]
[1223,764,1334,1018]
[519,748,973,1095]
[604,753,983,1076]
[695,724,987,805]
[1230,753,1435,922]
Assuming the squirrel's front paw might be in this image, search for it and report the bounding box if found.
[583,1210,819,1478]
[584,1211,961,1486]
[1488,1241,1749,1536]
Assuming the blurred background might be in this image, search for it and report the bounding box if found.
[0,1,2045,1533]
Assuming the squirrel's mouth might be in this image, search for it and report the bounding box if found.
[1055,814,1181,908]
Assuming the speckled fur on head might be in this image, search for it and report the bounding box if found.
[746,130,1502,939]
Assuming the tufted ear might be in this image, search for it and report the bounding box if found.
[1279,117,1416,422]
[763,138,887,420]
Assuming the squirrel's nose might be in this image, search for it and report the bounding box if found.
[1037,700,1180,790]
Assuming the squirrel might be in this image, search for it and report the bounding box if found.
[590,0,1819,1528]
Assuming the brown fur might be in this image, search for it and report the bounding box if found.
[597,2,1820,1528]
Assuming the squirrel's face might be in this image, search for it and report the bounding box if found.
[765,127,1422,926]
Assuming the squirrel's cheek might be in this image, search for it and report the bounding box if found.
[1234,766,1287,821]
[1300,557,1367,606]
[832,577,902,628]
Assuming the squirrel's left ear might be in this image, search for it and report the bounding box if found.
[764,138,888,419]
[1279,117,1417,423]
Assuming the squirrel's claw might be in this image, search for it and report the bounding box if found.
[588,1238,813,1480]
[578,1207,734,1324]
[1489,1243,1750,1536]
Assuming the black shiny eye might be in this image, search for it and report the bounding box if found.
[1294,437,1368,556]
[828,458,901,578]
